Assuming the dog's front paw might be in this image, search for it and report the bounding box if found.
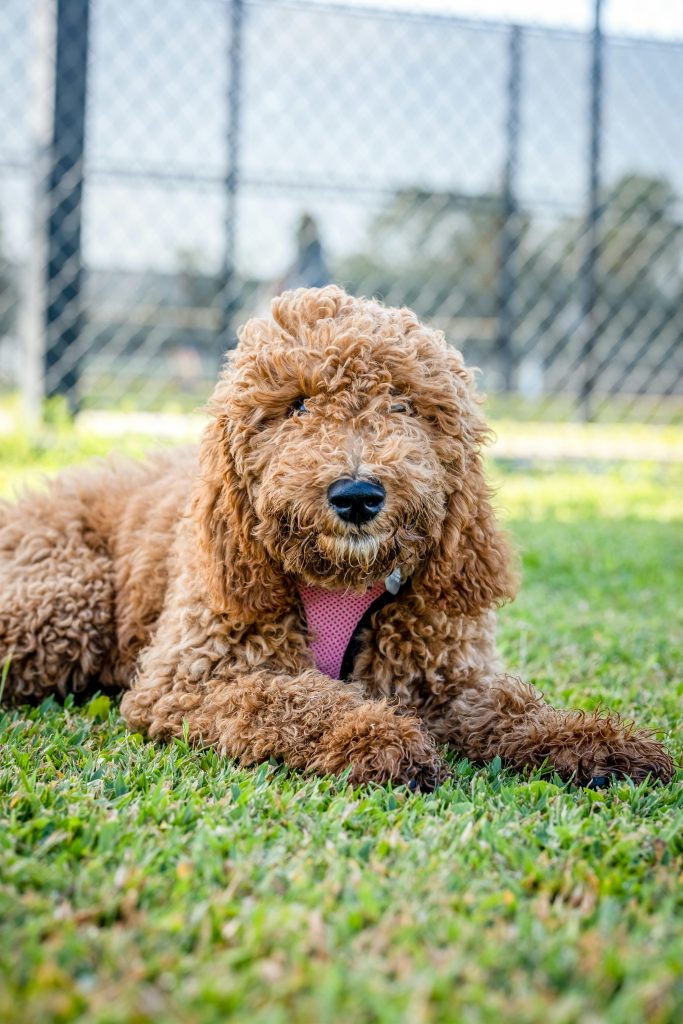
[555,715,675,786]
[313,702,448,790]
[581,732,674,786]
[405,757,449,793]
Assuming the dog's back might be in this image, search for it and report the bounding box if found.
[0,446,198,701]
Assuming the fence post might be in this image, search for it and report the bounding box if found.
[217,0,244,360]
[23,3,52,427]
[497,24,522,393]
[579,0,604,421]
[24,0,90,419]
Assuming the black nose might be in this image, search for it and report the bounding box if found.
[327,478,386,526]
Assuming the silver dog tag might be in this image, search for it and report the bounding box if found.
[384,567,402,595]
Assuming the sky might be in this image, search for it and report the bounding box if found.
[1,0,682,279]
[321,0,683,38]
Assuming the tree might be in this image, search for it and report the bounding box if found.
[339,188,532,322]
[0,218,16,342]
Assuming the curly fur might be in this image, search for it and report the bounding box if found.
[0,286,673,788]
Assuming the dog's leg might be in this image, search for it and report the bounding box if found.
[120,590,447,789]
[0,501,116,702]
[420,672,673,785]
[122,670,446,789]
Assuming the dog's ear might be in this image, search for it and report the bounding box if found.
[414,344,518,617]
[419,459,518,617]
[191,396,292,624]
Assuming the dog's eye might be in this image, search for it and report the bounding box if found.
[288,397,309,417]
[390,401,412,415]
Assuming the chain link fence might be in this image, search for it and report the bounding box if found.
[0,0,682,422]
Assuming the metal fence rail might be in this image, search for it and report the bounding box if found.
[0,0,681,421]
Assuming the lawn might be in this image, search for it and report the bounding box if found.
[1,431,682,1023]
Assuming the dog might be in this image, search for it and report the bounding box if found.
[0,286,673,789]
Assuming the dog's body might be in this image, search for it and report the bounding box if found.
[0,288,673,787]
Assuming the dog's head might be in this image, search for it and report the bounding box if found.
[193,286,516,622]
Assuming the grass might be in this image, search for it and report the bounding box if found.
[0,430,682,1023]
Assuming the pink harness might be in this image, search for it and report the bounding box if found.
[299,582,386,680]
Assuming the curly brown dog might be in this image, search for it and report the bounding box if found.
[0,287,673,789]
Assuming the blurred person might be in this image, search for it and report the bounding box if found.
[280,213,330,291]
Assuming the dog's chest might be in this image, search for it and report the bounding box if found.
[298,583,390,681]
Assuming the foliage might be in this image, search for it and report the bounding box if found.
[338,174,683,397]
[0,218,17,367]
[0,437,682,1022]
[339,188,531,320]
[339,175,682,321]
